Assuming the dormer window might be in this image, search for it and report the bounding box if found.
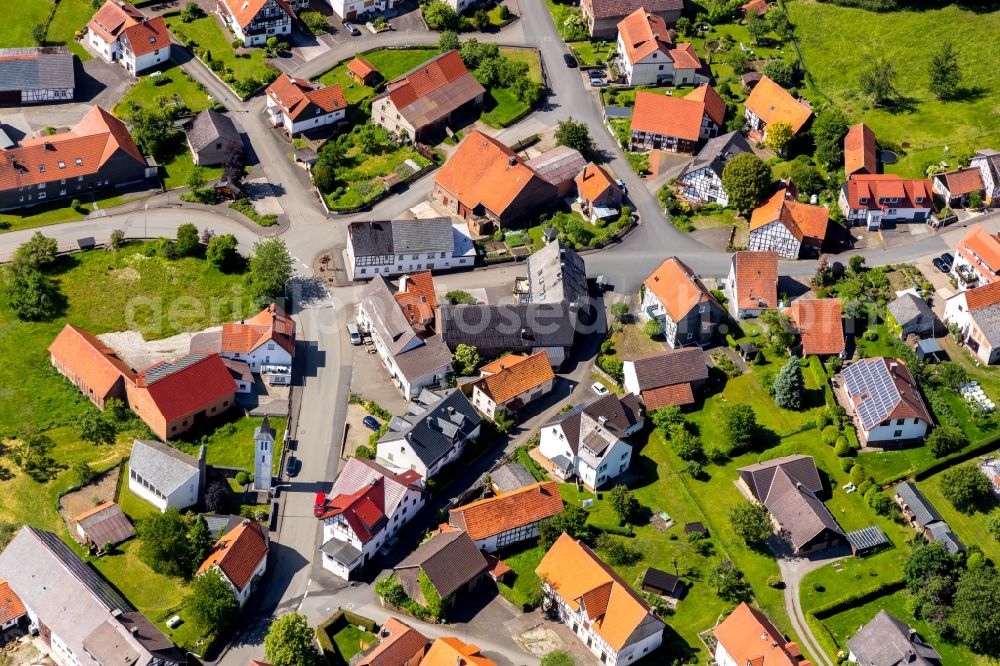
[858,197,868,204]
[38,164,45,172]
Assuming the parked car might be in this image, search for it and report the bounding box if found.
[591,382,610,396]
[286,456,301,478]
[932,257,949,273]
[344,22,361,35]
[347,323,362,345]
[563,53,577,68]
[941,252,954,267]
[589,75,607,87]
[614,178,627,196]
[313,492,327,517]
[363,415,382,431]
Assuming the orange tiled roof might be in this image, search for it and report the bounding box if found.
[87,0,144,43]
[643,257,719,322]
[0,106,145,190]
[479,353,530,375]
[120,15,170,57]
[631,90,707,142]
[789,298,845,356]
[936,167,984,196]
[394,272,438,330]
[221,304,296,356]
[135,353,237,422]
[617,8,672,64]
[475,351,553,405]
[742,0,768,15]
[219,0,293,29]
[844,174,932,211]
[434,130,544,217]
[745,75,812,134]
[575,162,618,203]
[0,579,26,626]
[749,188,829,243]
[641,382,695,409]
[384,49,476,111]
[449,481,563,541]
[965,281,1000,311]
[421,637,495,666]
[48,324,135,398]
[348,56,377,79]
[73,500,117,522]
[197,520,268,591]
[266,73,346,121]
[731,251,778,310]
[356,618,428,666]
[844,123,877,176]
[669,43,704,72]
[535,534,660,652]
[714,603,810,666]
[957,224,1000,277]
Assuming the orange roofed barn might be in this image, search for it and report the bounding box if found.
[355,617,429,666]
[536,533,665,664]
[49,324,135,409]
[744,75,812,139]
[640,257,725,348]
[198,520,268,607]
[714,602,813,666]
[629,86,725,153]
[0,105,151,211]
[448,481,564,552]
[844,123,877,176]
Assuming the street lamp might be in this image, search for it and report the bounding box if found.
[270,484,291,497]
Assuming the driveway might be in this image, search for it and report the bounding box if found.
[775,549,848,666]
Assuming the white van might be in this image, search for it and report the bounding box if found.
[347,323,362,345]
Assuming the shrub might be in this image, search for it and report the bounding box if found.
[834,438,854,457]
[595,534,642,566]
[235,471,249,486]
[822,425,839,446]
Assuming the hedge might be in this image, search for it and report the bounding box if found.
[590,522,634,537]
[914,432,1000,481]
[810,579,905,620]
[316,610,378,666]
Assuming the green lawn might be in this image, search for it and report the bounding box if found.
[499,47,542,84]
[160,146,223,191]
[569,40,613,68]
[0,0,51,49]
[918,472,1000,564]
[363,47,439,81]
[789,0,1000,178]
[46,0,93,60]
[496,542,545,609]
[333,625,377,660]
[175,415,286,474]
[0,192,139,234]
[114,64,213,118]
[323,139,431,211]
[314,61,379,106]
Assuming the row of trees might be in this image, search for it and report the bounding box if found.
[858,41,963,105]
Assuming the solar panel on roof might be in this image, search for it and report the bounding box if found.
[32,528,135,613]
[846,525,889,553]
[843,360,902,430]
[141,352,209,384]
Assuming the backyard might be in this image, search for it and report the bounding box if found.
[175,415,286,474]
[46,0,93,60]
[314,47,440,105]
[1,0,50,49]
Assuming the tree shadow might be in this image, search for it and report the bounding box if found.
[883,95,919,115]
[945,84,988,103]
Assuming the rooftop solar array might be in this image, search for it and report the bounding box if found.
[32,527,134,613]
[842,359,901,430]
[846,525,889,554]
[141,352,209,384]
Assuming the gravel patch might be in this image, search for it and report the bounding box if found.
[98,327,222,370]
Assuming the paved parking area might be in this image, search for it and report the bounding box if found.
[349,343,409,416]
[244,178,286,216]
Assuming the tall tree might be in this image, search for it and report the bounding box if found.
[206,234,239,269]
[186,569,239,631]
[175,223,201,258]
[764,121,794,157]
[942,464,992,514]
[248,238,293,301]
[747,12,768,45]
[452,344,480,375]
[721,153,772,214]
[555,118,595,158]
[729,501,772,547]
[137,509,196,578]
[438,30,459,52]
[767,6,791,41]
[904,541,956,592]
[773,356,804,409]
[721,404,758,454]
[812,106,851,167]
[15,232,58,268]
[858,57,898,105]
[608,485,640,525]
[79,411,117,446]
[952,565,1000,655]
[264,613,320,666]
[928,41,961,100]
[5,264,59,322]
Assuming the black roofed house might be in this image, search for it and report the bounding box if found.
[489,462,538,495]
[887,293,944,340]
[394,529,489,615]
[0,47,74,105]
[345,217,475,281]
[376,388,483,480]
[641,567,685,601]
[622,348,708,409]
[0,526,185,665]
[185,109,242,167]
[737,454,846,554]
[678,131,753,207]
[73,501,135,551]
[847,610,942,666]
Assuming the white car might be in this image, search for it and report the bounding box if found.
[591,382,610,396]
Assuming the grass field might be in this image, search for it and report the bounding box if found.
[919,470,1000,563]
[1,0,51,49]
[789,0,1000,178]
[333,625,377,660]
[114,64,213,118]
[46,0,92,60]
[164,12,275,93]
[0,192,139,234]
[363,47,439,80]
[175,415,286,474]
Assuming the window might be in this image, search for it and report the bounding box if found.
[896,419,904,426]
[38,164,45,172]
[894,430,903,437]
[75,158,83,166]
[58,161,65,169]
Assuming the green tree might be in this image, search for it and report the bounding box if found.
[511,76,542,106]
[540,650,575,666]
[848,254,866,274]
[446,290,477,305]
[595,534,642,566]
[5,264,60,322]
[952,565,1000,655]
[423,0,461,31]
[764,121,794,157]
[186,166,206,194]
[31,23,46,46]
[942,464,992,514]
[729,501,772,547]
[721,153,772,214]
[609,301,629,323]
[186,569,239,631]
[110,229,126,250]
[180,1,201,20]
[747,12,767,44]
[721,403,758,454]
[726,49,749,74]
[859,56,898,105]
[927,426,968,458]
[15,232,58,268]
[675,17,691,36]
[175,223,200,258]
[762,60,794,88]
[129,108,174,159]
[760,310,795,352]
[186,515,213,573]
[79,411,116,446]
[767,6,790,40]
[928,41,961,100]
[773,356,804,409]
[811,106,851,167]
[650,405,684,432]
[493,407,516,434]
[264,613,320,666]
[933,361,967,391]
[452,343,481,375]
[789,159,824,195]
[672,429,704,462]
[10,434,62,482]
[608,485,640,524]
[206,233,239,269]
[137,509,197,578]
[248,238,293,301]
[555,118,594,158]
[439,30,459,52]
[989,514,1000,542]
[473,9,490,31]
[355,123,388,154]
[643,319,662,338]
[710,562,753,603]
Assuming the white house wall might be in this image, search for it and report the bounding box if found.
[747,219,800,259]
[862,418,928,445]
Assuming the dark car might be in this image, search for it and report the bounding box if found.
[932,257,949,273]
[286,456,301,477]
[563,53,577,68]
[313,491,327,517]
[941,252,954,267]
[363,415,382,431]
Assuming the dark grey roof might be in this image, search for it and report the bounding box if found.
[391,217,455,254]
[255,415,276,442]
[894,482,943,526]
[888,293,941,337]
[186,109,241,154]
[628,347,708,391]
[319,537,362,566]
[359,274,420,357]
[542,393,644,454]
[393,334,454,381]
[380,389,482,468]
[916,338,943,354]
[926,522,965,553]
[738,454,823,502]
[642,567,684,597]
[603,106,632,119]
[526,241,588,306]
[969,301,1000,348]
[0,47,74,93]
[348,220,395,257]
[129,439,201,497]
[490,463,537,493]
[437,302,577,351]
[524,146,587,189]
[764,466,844,551]
[201,514,245,539]
[846,525,889,553]
[681,131,753,179]
[846,610,941,666]
[76,502,135,548]
[395,529,488,599]
[587,0,683,20]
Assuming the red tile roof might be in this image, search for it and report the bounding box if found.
[741,0,768,15]
[642,382,695,409]
[714,603,812,666]
[745,76,812,134]
[422,637,495,666]
[686,84,726,127]
[479,354,530,375]
[788,298,845,356]
[617,8,672,64]
[219,0,293,29]
[669,42,704,72]
[135,353,237,422]
[197,520,268,591]
[964,280,1000,311]
[319,479,388,543]
[221,304,296,356]
[120,16,170,57]
[957,224,1000,282]
[844,174,932,211]
[356,618,429,666]
[266,73,346,121]
[87,0,144,43]
[0,106,145,190]
[384,50,475,111]
[750,188,829,244]
[474,351,554,406]
[394,272,437,332]
[844,123,877,176]
[631,90,707,142]
[449,481,564,541]
[731,251,778,310]
[935,167,984,196]
[575,162,619,203]
[347,56,377,80]
[643,256,719,322]
[0,579,26,626]
[48,324,135,398]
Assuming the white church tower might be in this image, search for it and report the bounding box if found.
[254,416,276,492]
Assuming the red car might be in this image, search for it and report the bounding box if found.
[313,492,327,517]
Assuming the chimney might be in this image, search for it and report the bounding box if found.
[400,275,409,292]
[508,155,517,167]
[131,627,139,636]
[598,416,608,425]
[447,406,455,415]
